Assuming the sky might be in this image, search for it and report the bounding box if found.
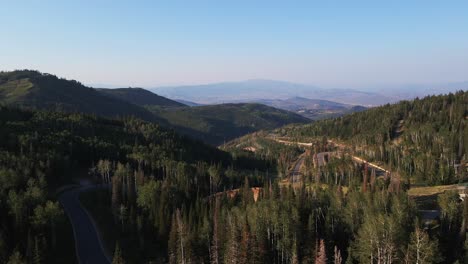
[1,0,467,88]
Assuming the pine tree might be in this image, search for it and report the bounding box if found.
[118,204,128,232]
[168,213,178,264]
[224,214,239,264]
[211,199,220,264]
[239,217,250,263]
[112,173,122,220]
[176,209,188,264]
[370,168,376,192]
[362,163,368,192]
[291,238,299,264]
[7,251,26,264]
[112,241,125,264]
[32,236,42,264]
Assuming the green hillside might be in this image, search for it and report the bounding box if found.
[277,91,467,185]
[0,71,309,146]
[150,103,310,145]
[0,70,160,122]
[96,88,310,145]
[96,87,185,108]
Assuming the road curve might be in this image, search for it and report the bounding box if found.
[289,155,305,183]
[273,138,390,175]
[59,185,111,264]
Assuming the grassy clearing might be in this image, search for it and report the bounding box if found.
[0,79,34,102]
[408,184,463,197]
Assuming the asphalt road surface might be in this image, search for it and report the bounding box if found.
[290,155,305,183]
[316,152,332,167]
[59,185,111,264]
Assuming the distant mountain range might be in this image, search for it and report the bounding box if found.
[151,79,398,106]
[151,79,468,107]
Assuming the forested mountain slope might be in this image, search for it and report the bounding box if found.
[149,103,310,145]
[96,87,185,108]
[0,70,160,122]
[278,90,467,185]
[255,97,367,120]
[0,71,309,146]
[0,105,239,263]
[1,90,467,263]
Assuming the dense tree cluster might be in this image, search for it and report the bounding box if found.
[0,105,239,263]
[224,133,303,178]
[0,90,466,263]
[280,91,467,185]
[92,135,468,263]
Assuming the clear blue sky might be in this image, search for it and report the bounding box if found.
[1,0,467,88]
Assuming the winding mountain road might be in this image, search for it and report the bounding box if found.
[289,154,306,183]
[273,137,390,175]
[59,185,111,264]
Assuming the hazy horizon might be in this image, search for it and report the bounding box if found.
[85,78,468,91]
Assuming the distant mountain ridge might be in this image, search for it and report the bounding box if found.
[175,99,204,107]
[151,79,398,106]
[152,79,467,107]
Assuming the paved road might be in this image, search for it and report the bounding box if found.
[315,151,333,167]
[273,138,390,177]
[59,185,111,264]
[289,155,305,183]
[350,156,390,178]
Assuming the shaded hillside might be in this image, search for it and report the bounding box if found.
[0,70,160,122]
[258,97,350,111]
[96,87,185,108]
[95,88,309,144]
[150,103,310,145]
